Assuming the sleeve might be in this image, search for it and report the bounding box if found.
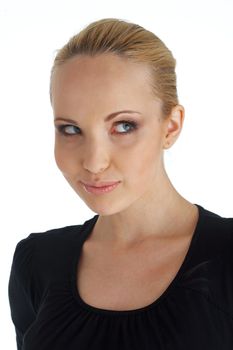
[8,234,37,350]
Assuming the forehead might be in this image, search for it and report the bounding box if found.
[52,53,152,92]
[51,54,160,117]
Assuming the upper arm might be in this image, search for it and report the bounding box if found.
[8,235,37,350]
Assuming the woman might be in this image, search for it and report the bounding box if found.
[8,18,233,350]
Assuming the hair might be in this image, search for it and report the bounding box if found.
[49,18,179,117]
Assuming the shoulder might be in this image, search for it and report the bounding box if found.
[8,218,95,318]
[200,205,233,241]
[196,206,233,313]
[12,224,80,268]
[194,204,233,274]
[184,205,233,267]
[179,205,233,314]
[14,218,90,256]
[11,214,98,279]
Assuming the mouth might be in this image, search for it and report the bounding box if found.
[80,181,121,194]
[81,181,121,188]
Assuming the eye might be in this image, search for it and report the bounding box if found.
[114,120,138,135]
[55,120,138,137]
[55,124,80,136]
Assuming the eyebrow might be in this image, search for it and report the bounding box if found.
[54,110,142,124]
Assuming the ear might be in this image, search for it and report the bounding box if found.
[162,104,185,149]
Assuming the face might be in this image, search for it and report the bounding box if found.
[51,53,170,216]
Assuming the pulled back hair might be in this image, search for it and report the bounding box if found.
[49,18,179,117]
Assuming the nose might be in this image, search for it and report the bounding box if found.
[82,139,110,175]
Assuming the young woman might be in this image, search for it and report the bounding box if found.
[8,18,233,350]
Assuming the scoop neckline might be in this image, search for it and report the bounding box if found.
[71,203,204,316]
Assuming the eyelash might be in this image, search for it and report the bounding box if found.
[55,120,138,137]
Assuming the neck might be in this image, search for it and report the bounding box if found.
[91,169,198,246]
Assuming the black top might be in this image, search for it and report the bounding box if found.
[8,204,233,350]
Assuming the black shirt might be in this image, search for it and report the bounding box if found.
[8,204,233,349]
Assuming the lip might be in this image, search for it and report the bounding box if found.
[81,181,121,188]
[81,181,121,194]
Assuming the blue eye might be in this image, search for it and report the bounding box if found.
[56,124,80,136]
[55,120,138,137]
[114,121,138,134]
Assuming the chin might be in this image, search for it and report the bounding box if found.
[70,180,135,216]
[86,202,121,216]
[80,196,129,217]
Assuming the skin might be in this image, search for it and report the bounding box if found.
[50,53,199,249]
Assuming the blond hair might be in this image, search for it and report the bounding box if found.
[49,18,179,117]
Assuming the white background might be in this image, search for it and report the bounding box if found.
[1,0,233,348]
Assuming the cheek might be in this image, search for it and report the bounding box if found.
[54,140,76,174]
[54,147,65,172]
[132,123,162,160]
[126,138,162,182]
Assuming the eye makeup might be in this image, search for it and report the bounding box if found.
[55,119,139,137]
